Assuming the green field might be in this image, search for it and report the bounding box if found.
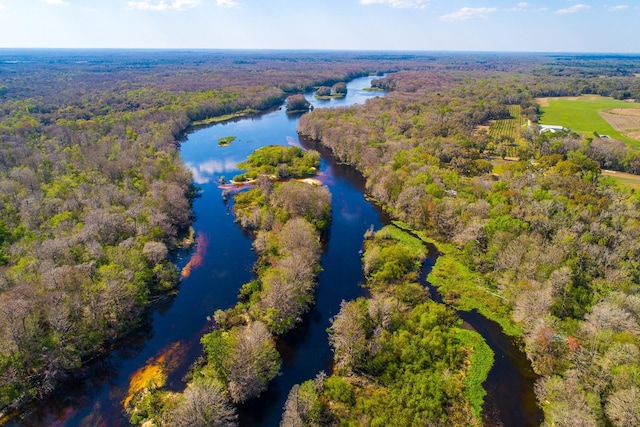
[488,105,528,157]
[538,95,640,147]
[602,170,640,192]
[489,105,526,141]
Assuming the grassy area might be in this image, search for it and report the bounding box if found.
[379,224,428,259]
[455,328,493,418]
[538,95,640,147]
[392,221,521,337]
[314,93,346,100]
[218,136,236,146]
[191,109,257,126]
[488,105,529,158]
[602,170,640,191]
[490,158,517,175]
[428,254,521,337]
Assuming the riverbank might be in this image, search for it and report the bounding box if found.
[191,109,259,126]
[282,225,493,425]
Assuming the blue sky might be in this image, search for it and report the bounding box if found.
[0,0,638,52]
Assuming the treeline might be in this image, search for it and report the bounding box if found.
[282,226,491,426]
[299,66,640,426]
[126,150,331,425]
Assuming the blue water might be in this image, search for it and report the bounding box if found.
[10,76,386,427]
[12,73,541,427]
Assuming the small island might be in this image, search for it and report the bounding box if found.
[285,94,311,113]
[232,145,320,182]
[218,136,237,146]
[314,82,347,100]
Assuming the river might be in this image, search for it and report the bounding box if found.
[418,248,542,426]
[7,75,541,426]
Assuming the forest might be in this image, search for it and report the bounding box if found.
[2,50,640,426]
[298,56,640,426]
[0,50,433,418]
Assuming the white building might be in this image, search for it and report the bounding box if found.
[539,124,568,133]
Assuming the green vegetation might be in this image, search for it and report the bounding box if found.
[191,109,257,126]
[391,221,521,336]
[314,82,347,100]
[284,226,491,426]
[602,170,640,191]
[0,50,416,417]
[455,329,493,418]
[285,94,311,113]
[428,253,520,336]
[128,149,331,423]
[539,95,640,146]
[5,51,640,426]
[233,145,320,182]
[489,105,526,142]
[299,64,640,426]
[488,105,529,158]
[218,135,236,146]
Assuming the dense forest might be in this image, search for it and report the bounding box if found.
[281,225,492,426]
[0,50,433,417]
[298,56,640,426]
[2,50,640,426]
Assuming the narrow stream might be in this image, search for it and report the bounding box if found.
[8,75,541,427]
[418,247,543,426]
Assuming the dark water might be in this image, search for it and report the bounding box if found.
[418,248,543,427]
[238,134,391,426]
[6,76,385,427]
[7,75,541,427]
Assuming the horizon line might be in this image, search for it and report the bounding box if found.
[0,47,639,56]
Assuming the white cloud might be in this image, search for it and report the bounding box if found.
[127,0,200,11]
[555,4,591,14]
[217,0,238,7]
[510,2,529,11]
[608,5,628,12]
[40,0,68,5]
[440,7,497,22]
[360,0,430,9]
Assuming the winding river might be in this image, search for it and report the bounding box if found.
[9,76,541,426]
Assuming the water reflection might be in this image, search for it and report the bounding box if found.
[10,75,384,427]
[186,158,244,184]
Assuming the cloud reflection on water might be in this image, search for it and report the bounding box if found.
[186,157,243,184]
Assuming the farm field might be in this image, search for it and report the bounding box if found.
[488,105,528,158]
[599,108,640,142]
[537,95,640,147]
[602,169,640,191]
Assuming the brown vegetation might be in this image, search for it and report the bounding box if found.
[298,60,640,426]
[600,108,640,140]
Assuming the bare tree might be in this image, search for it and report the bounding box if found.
[142,241,168,265]
[168,380,238,427]
[226,321,281,403]
[605,387,640,427]
[329,300,368,374]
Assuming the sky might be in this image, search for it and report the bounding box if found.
[0,0,638,53]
